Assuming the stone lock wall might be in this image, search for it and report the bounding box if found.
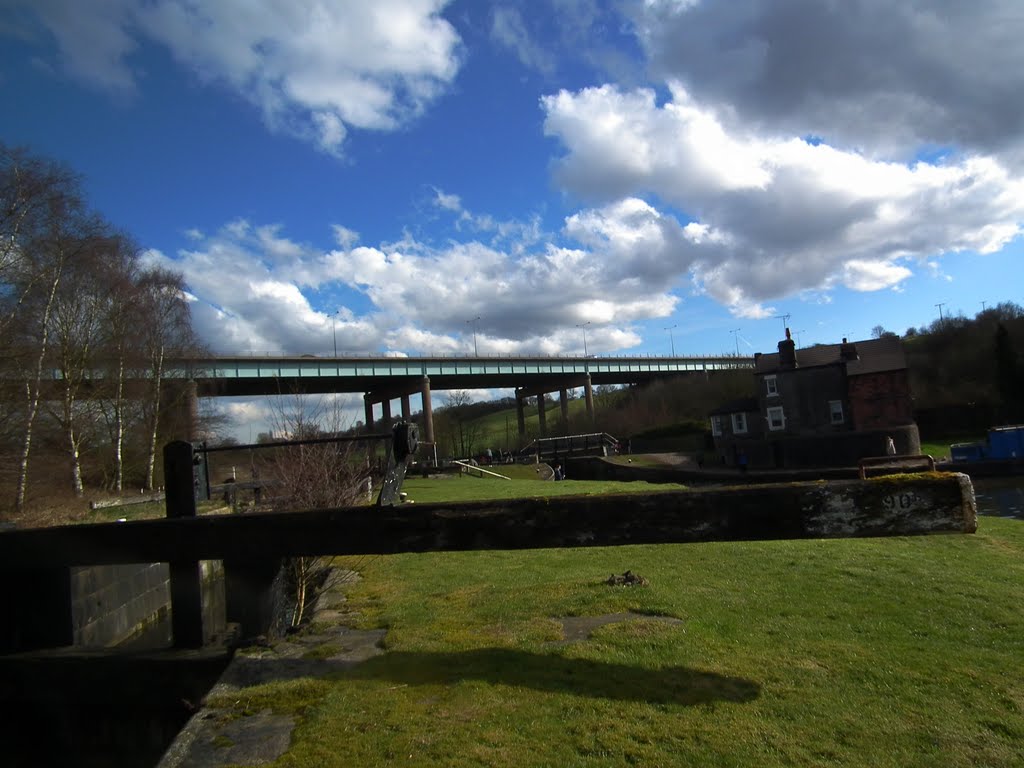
[70,560,226,648]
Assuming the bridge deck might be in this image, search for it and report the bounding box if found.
[173,354,754,396]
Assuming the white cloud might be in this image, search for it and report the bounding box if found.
[542,83,1024,316]
[8,0,462,154]
[839,260,913,293]
[148,203,689,357]
[632,0,1024,166]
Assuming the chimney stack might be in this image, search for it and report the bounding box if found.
[839,337,859,361]
[778,327,797,369]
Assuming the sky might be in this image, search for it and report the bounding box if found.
[2,0,1023,437]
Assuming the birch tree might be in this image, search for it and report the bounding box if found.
[47,233,133,496]
[137,267,195,490]
[3,160,98,512]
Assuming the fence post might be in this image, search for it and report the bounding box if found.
[164,440,205,648]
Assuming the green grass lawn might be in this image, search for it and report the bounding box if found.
[209,500,1024,767]
[402,470,686,504]
[920,437,985,461]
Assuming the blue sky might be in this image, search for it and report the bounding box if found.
[3,1,1023,434]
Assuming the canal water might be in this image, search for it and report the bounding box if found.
[972,476,1024,520]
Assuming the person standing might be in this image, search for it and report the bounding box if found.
[885,436,897,456]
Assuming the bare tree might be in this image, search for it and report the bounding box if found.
[438,389,483,458]
[136,267,195,490]
[263,391,372,628]
[97,235,144,492]
[3,159,100,512]
[46,234,113,495]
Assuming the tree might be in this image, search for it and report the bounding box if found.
[438,390,484,458]
[0,144,202,516]
[995,323,1020,417]
[46,232,116,496]
[136,267,196,490]
[96,234,145,492]
[1,151,101,512]
[262,391,371,628]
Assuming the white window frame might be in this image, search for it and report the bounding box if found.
[765,374,778,397]
[731,412,748,434]
[829,400,845,425]
[710,415,723,436]
[767,406,786,431]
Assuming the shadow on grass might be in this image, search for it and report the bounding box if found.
[346,648,761,707]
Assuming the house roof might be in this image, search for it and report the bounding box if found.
[754,335,906,376]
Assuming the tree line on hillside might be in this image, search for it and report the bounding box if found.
[1,144,200,515]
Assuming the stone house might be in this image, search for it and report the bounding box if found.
[711,330,919,468]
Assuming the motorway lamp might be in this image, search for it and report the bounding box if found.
[664,324,677,356]
[576,321,591,357]
[467,316,480,356]
[731,328,741,356]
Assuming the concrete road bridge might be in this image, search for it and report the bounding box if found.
[171,353,754,445]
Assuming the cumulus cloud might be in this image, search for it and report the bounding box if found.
[7,0,462,153]
[632,0,1024,164]
[145,204,689,357]
[543,83,1024,317]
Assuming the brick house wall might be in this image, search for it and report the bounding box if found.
[848,370,914,430]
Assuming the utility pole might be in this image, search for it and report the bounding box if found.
[935,303,945,322]
[576,321,591,357]
[730,328,741,356]
[664,324,677,356]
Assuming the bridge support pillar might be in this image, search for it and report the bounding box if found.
[560,389,569,434]
[166,380,199,442]
[364,395,374,430]
[401,394,411,420]
[584,374,594,423]
[515,390,526,437]
[381,398,392,423]
[420,376,434,447]
[537,395,547,437]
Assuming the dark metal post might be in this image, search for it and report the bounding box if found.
[164,440,205,648]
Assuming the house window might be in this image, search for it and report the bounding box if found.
[829,400,845,424]
[767,406,786,431]
[731,413,748,434]
[765,375,778,397]
[711,415,723,436]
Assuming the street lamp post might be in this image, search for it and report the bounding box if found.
[467,316,480,356]
[731,328,741,356]
[331,311,338,357]
[576,321,591,357]
[664,324,677,356]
